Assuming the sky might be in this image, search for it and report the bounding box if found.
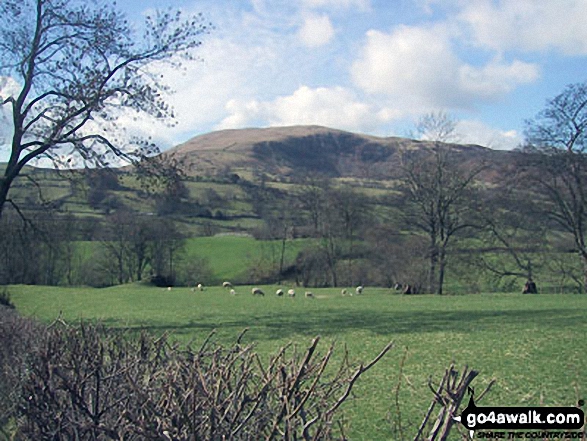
[3,0,587,157]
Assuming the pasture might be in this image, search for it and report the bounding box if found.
[8,285,587,440]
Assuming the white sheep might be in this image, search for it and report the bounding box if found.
[230,288,236,296]
[167,286,172,291]
[222,281,233,289]
[276,289,284,296]
[288,289,295,297]
[305,291,314,298]
[341,289,348,296]
[355,285,364,295]
[197,283,204,291]
[252,287,265,296]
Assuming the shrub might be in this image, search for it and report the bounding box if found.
[0,306,43,432]
[0,286,14,309]
[4,317,392,440]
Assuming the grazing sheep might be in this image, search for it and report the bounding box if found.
[222,281,233,289]
[305,291,314,298]
[288,289,295,297]
[355,285,364,295]
[197,283,204,291]
[230,289,236,296]
[341,289,348,296]
[276,289,284,296]
[167,286,172,291]
[252,287,265,296]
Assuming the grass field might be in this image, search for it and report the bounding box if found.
[8,285,587,440]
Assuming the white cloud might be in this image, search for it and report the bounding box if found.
[458,0,587,55]
[351,26,460,108]
[298,14,335,47]
[455,119,523,150]
[351,24,539,109]
[459,59,540,98]
[302,0,371,10]
[217,85,396,133]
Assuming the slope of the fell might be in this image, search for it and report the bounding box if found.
[167,125,514,181]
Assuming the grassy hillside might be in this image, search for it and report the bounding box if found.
[182,235,311,282]
[8,285,587,440]
[3,125,513,226]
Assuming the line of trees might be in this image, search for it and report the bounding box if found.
[0,207,204,287]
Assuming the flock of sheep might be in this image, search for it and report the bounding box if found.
[185,282,365,298]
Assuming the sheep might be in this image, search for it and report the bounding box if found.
[197,283,204,291]
[276,289,284,296]
[167,286,172,291]
[287,289,295,297]
[230,289,236,296]
[222,281,233,289]
[355,285,364,295]
[341,289,348,296]
[305,291,314,298]
[252,287,265,296]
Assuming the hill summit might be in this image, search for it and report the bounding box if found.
[167,125,505,180]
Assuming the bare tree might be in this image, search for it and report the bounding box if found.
[330,186,369,286]
[0,0,211,218]
[473,185,548,291]
[401,112,485,294]
[414,110,460,143]
[523,81,587,291]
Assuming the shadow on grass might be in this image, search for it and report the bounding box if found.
[101,307,584,341]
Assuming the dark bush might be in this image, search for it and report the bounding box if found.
[2,312,392,440]
[0,286,14,309]
[0,306,44,432]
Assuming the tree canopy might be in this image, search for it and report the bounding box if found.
[0,0,211,217]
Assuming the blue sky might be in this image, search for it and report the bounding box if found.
[4,0,587,155]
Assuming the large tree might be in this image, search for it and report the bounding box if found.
[0,0,210,218]
[524,81,587,291]
[401,111,485,294]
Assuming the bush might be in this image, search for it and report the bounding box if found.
[0,306,44,432]
[0,286,14,309]
[2,314,392,440]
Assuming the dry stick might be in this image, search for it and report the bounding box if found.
[232,348,291,438]
[215,348,253,431]
[426,368,453,440]
[291,342,335,418]
[236,327,249,345]
[393,347,409,441]
[437,367,479,441]
[220,353,255,424]
[326,341,394,418]
[198,329,217,356]
[477,379,496,402]
[266,337,322,441]
[413,374,447,441]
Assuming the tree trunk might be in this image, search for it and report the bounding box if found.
[437,248,447,295]
[0,177,10,220]
[279,235,286,284]
[429,241,438,294]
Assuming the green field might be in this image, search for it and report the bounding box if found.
[8,285,587,440]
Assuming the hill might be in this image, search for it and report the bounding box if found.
[167,125,514,181]
[3,125,521,233]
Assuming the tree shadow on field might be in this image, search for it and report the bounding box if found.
[103,307,584,342]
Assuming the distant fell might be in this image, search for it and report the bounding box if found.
[167,125,512,180]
